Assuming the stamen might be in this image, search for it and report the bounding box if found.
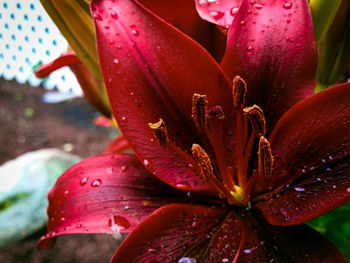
[244,105,266,137]
[191,144,237,204]
[148,119,168,147]
[232,76,247,108]
[192,93,208,132]
[258,137,274,176]
[207,106,225,119]
[191,144,213,181]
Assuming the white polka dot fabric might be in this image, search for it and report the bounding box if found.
[0,0,82,95]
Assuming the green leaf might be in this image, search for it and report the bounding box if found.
[0,149,81,248]
[308,203,350,260]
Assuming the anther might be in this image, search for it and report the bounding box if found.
[148,119,168,147]
[232,76,247,108]
[244,105,266,137]
[258,137,274,176]
[191,144,213,181]
[192,94,208,132]
[207,106,225,120]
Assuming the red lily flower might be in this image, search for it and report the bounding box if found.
[38,0,350,261]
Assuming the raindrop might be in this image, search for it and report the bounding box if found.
[121,165,127,171]
[91,179,102,187]
[130,91,134,96]
[210,11,225,20]
[246,46,254,54]
[113,58,121,66]
[111,11,118,19]
[255,3,263,9]
[240,20,246,27]
[347,188,350,193]
[148,248,158,253]
[283,3,292,9]
[76,223,83,228]
[294,187,305,192]
[109,215,131,231]
[60,217,66,222]
[124,205,130,210]
[328,155,333,160]
[143,159,149,166]
[222,258,229,262]
[175,182,190,189]
[178,258,196,263]
[64,189,70,196]
[332,185,337,189]
[230,7,239,16]
[80,177,89,186]
[243,249,251,254]
[64,225,71,231]
[93,14,103,21]
[131,29,139,36]
[321,158,327,163]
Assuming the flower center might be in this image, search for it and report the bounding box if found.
[149,76,274,207]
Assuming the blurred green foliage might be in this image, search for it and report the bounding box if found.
[308,203,350,260]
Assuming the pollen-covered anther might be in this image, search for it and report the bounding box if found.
[207,106,225,120]
[148,118,168,147]
[258,137,274,176]
[244,105,266,137]
[191,144,213,182]
[192,93,208,132]
[232,75,247,108]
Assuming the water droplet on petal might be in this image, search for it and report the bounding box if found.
[60,217,66,222]
[131,29,139,36]
[93,14,103,21]
[113,58,121,66]
[143,159,149,166]
[294,187,305,192]
[240,20,246,27]
[347,188,350,193]
[210,11,225,20]
[108,215,131,231]
[121,165,127,171]
[255,3,263,9]
[243,249,251,254]
[178,258,197,263]
[91,179,102,187]
[111,11,118,19]
[283,3,292,9]
[64,189,69,196]
[80,177,88,186]
[230,7,239,16]
[76,223,83,228]
[246,46,254,54]
[222,258,229,263]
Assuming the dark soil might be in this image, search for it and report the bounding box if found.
[0,79,122,262]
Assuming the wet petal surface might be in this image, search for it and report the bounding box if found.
[37,154,187,249]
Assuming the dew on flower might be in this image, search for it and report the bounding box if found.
[230,7,239,16]
[178,257,196,263]
[283,3,292,10]
[294,187,305,192]
[91,179,102,187]
[80,177,89,186]
[111,11,118,19]
[113,58,121,66]
[131,29,139,36]
[209,11,224,20]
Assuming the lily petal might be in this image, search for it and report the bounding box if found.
[238,215,347,262]
[111,204,240,263]
[221,0,317,130]
[194,0,242,29]
[140,0,226,61]
[103,134,130,154]
[37,154,187,249]
[255,82,350,225]
[91,0,234,192]
[111,204,346,262]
